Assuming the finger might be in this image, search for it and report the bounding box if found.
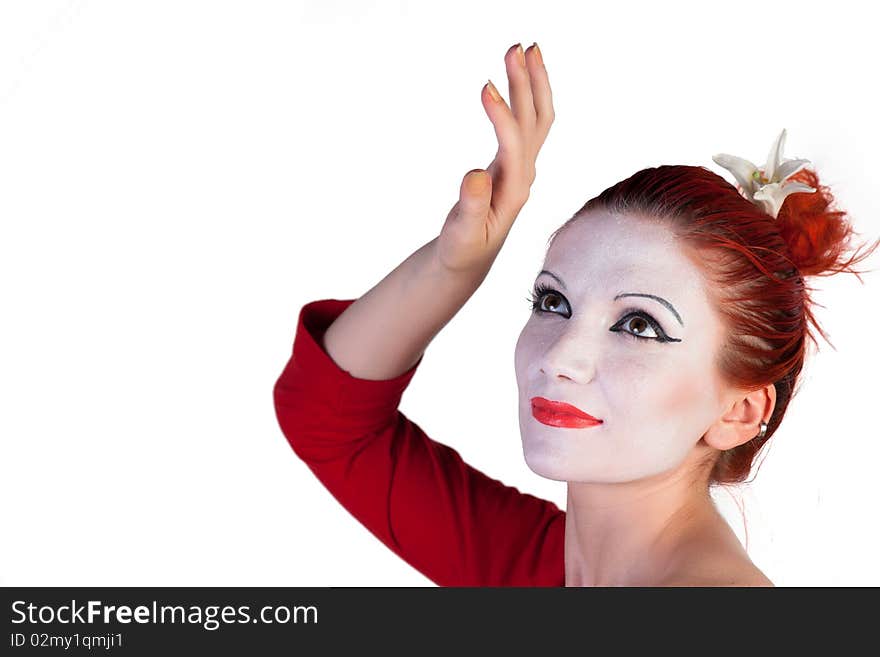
[504,43,536,129]
[525,43,555,137]
[457,169,492,224]
[482,79,524,159]
[483,156,529,221]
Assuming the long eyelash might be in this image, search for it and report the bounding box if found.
[526,284,680,343]
[526,282,555,311]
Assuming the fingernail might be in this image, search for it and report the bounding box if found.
[466,170,489,193]
[532,42,543,66]
[486,79,501,102]
[515,43,525,67]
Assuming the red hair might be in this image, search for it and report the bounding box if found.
[549,164,879,485]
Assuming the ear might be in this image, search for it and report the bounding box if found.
[703,383,777,451]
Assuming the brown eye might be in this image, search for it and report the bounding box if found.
[529,285,570,315]
[613,312,666,341]
[541,293,563,312]
[626,316,653,337]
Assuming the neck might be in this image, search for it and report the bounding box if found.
[563,463,726,587]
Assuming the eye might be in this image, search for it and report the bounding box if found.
[526,282,569,314]
[526,284,681,344]
[611,312,666,342]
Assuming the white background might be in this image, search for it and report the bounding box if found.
[1,0,878,586]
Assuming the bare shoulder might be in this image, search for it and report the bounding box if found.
[658,553,774,587]
[654,512,775,587]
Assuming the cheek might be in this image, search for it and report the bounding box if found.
[659,366,710,413]
[611,351,718,440]
[596,350,696,431]
[659,340,722,417]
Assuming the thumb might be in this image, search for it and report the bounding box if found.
[456,169,492,224]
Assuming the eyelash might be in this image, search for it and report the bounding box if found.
[526,283,679,343]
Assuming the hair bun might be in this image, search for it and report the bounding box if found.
[775,167,879,278]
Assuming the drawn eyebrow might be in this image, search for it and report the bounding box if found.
[614,293,683,327]
[537,270,684,327]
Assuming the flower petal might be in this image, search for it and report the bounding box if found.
[753,180,816,218]
[752,183,786,217]
[712,153,758,197]
[764,128,787,182]
[776,158,811,181]
[781,181,817,195]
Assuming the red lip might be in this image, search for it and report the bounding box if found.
[530,397,602,428]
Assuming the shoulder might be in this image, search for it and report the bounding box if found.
[658,553,774,587]
[655,511,775,587]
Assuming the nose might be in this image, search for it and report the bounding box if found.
[538,325,598,384]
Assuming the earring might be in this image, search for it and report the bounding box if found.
[756,421,768,440]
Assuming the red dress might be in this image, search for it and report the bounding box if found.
[272,298,566,586]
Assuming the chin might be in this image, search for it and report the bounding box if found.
[521,438,667,485]
[522,452,571,482]
[521,442,601,483]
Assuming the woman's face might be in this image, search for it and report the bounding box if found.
[514,209,730,483]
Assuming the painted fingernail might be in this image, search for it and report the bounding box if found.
[486,79,501,102]
[516,43,525,67]
[532,42,543,66]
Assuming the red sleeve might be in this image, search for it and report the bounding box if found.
[272,298,566,586]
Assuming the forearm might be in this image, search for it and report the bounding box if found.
[320,235,490,380]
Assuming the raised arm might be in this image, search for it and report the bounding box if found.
[275,43,561,585]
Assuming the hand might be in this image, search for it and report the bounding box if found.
[436,42,555,274]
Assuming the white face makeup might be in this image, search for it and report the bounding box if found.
[514,209,730,483]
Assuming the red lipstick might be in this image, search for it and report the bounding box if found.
[531,397,603,429]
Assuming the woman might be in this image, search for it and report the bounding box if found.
[273,43,877,586]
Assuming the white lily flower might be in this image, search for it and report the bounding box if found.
[712,128,817,218]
